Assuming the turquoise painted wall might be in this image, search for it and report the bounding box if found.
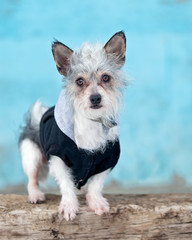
[0,0,192,189]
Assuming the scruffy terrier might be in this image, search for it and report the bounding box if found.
[19,31,127,221]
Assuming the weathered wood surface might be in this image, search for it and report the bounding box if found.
[0,194,192,239]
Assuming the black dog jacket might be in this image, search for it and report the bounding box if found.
[40,107,120,189]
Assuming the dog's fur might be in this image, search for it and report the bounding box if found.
[19,31,126,221]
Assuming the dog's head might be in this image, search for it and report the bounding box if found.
[52,31,126,121]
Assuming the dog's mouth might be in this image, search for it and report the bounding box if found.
[90,104,102,109]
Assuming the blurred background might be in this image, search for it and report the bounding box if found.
[0,0,192,194]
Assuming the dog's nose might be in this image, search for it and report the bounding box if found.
[90,94,101,105]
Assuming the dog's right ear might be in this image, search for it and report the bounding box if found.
[52,41,73,76]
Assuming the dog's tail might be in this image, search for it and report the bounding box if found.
[19,100,48,145]
[30,100,48,130]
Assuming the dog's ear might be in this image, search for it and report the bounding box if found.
[104,31,126,66]
[52,41,73,76]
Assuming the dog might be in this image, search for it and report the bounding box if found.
[19,31,127,221]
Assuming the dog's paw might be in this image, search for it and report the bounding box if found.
[86,194,110,216]
[59,199,79,221]
[28,190,45,204]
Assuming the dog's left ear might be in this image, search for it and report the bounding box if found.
[52,41,73,76]
[104,31,126,66]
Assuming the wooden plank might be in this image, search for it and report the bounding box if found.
[0,194,192,239]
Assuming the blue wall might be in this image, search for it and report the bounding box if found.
[0,0,192,189]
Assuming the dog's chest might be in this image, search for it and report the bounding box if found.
[74,118,108,150]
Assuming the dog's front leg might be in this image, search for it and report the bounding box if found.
[86,169,110,216]
[49,155,79,221]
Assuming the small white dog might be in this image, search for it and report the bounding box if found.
[19,31,127,221]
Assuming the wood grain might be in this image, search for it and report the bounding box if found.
[0,194,192,239]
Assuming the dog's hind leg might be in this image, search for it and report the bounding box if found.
[20,138,47,203]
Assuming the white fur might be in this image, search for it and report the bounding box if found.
[48,155,110,219]
[69,43,125,81]
[30,100,48,130]
[20,134,109,219]
[20,101,49,203]
[20,138,47,203]
[74,111,118,151]
[64,42,126,151]
[86,169,110,215]
[20,35,126,221]
[49,155,79,221]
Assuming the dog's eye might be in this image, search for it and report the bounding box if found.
[102,75,110,83]
[76,78,85,87]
